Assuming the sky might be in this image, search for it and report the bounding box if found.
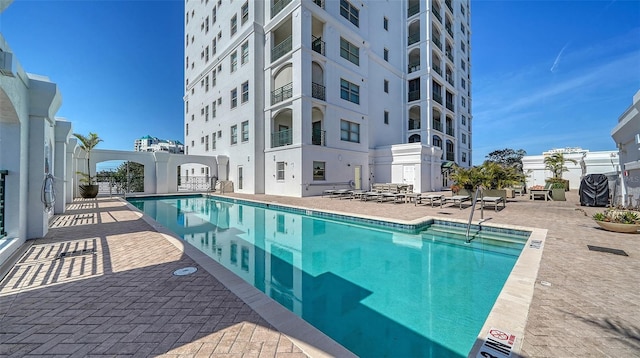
[0,0,639,167]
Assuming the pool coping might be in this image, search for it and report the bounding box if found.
[124,194,546,357]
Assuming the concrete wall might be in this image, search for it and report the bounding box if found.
[611,89,640,206]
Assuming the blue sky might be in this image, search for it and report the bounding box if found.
[1,0,639,167]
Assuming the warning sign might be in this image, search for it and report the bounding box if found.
[476,327,516,358]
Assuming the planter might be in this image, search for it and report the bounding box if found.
[595,220,640,233]
[79,184,99,198]
[551,188,566,201]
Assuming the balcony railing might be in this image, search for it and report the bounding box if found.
[433,92,443,104]
[433,64,442,75]
[272,36,292,62]
[433,121,442,131]
[408,33,420,46]
[446,101,455,111]
[408,3,419,17]
[446,126,454,136]
[446,151,455,161]
[433,8,442,22]
[312,128,326,146]
[312,36,325,55]
[271,0,292,18]
[271,128,292,148]
[408,62,420,73]
[272,82,293,105]
[432,36,442,49]
[313,0,324,9]
[408,90,420,102]
[312,82,325,100]
[409,119,420,130]
[0,170,6,239]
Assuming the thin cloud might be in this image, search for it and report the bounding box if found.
[550,44,568,73]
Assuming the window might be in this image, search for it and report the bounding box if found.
[205,16,209,32]
[231,15,237,35]
[384,79,389,93]
[212,101,217,118]
[340,0,359,27]
[461,59,466,71]
[231,125,238,144]
[462,152,467,163]
[241,121,249,142]
[205,46,209,62]
[213,6,217,23]
[212,69,217,87]
[340,79,360,104]
[276,162,285,180]
[241,41,249,64]
[231,51,238,72]
[462,133,467,144]
[461,40,466,53]
[231,88,238,108]
[383,48,389,62]
[461,115,466,125]
[212,133,217,149]
[241,81,249,103]
[340,119,360,143]
[384,111,389,124]
[241,2,249,24]
[205,105,209,121]
[461,78,466,89]
[461,23,466,34]
[205,135,210,151]
[340,37,359,65]
[205,76,209,91]
[213,38,217,54]
[186,123,189,135]
[313,161,325,180]
[383,16,388,30]
[461,96,466,108]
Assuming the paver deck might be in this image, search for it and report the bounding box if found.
[1,191,639,357]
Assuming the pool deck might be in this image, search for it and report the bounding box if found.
[1,190,639,357]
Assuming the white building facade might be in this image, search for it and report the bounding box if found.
[183,0,472,197]
[134,135,184,154]
[611,89,640,206]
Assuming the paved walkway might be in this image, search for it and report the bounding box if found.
[0,191,638,357]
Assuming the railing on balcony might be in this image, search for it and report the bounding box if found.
[446,52,454,62]
[433,92,443,104]
[408,90,420,102]
[312,36,325,55]
[272,36,292,62]
[446,126,454,136]
[272,82,293,105]
[408,119,420,130]
[445,0,453,13]
[408,3,419,17]
[432,36,442,49]
[408,62,420,73]
[433,64,442,75]
[433,9,442,22]
[311,82,325,100]
[433,121,442,131]
[446,101,454,111]
[312,128,326,146]
[0,170,6,239]
[408,33,420,46]
[313,0,324,9]
[271,0,292,18]
[271,128,293,148]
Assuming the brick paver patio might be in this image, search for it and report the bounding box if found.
[1,191,639,357]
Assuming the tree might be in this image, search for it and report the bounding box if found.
[97,162,145,193]
[543,153,577,179]
[485,148,527,172]
[73,132,103,184]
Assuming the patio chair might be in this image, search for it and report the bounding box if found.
[416,194,443,207]
[480,196,505,212]
[443,195,470,209]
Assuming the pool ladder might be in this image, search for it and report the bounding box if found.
[465,187,484,243]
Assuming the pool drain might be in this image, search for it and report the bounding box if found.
[173,267,197,276]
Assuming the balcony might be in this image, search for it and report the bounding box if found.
[409,119,420,130]
[408,90,420,102]
[312,128,326,146]
[408,62,420,73]
[446,151,455,161]
[446,74,454,86]
[433,9,442,22]
[312,82,325,100]
[272,36,292,62]
[433,121,442,131]
[408,3,419,17]
[446,126,454,136]
[446,26,453,38]
[271,82,293,105]
[271,128,292,148]
[313,0,324,9]
[433,64,442,76]
[433,92,443,104]
[445,0,453,13]
[446,52,454,62]
[432,36,442,50]
[446,101,454,111]
[271,0,292,19]
[312,36,325,55]
[408,33,420,46]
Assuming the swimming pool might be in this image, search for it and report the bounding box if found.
[128,195,530,357]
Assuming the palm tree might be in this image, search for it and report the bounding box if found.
[543,153,577,179]
[73,132,102,184]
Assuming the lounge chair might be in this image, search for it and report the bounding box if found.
[330,189,351,199]
[443,195,470,209]
[362,191,382,202]
[480,196,505,212]
[323,189,336,197]
[415,194,443,207]
[378,191,406,204]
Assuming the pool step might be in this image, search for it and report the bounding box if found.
[422,224,528,256]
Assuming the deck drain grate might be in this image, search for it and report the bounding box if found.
[587,245,628,256]
[56,248,96,259]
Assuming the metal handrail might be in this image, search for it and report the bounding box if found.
[466,187,484,243]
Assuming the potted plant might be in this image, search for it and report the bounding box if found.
[73,132,103,198]
[593,209,640,233]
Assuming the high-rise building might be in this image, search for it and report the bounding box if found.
[183,0,472,197]
[134,135,184,154]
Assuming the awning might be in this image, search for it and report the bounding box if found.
[441,161,456,168]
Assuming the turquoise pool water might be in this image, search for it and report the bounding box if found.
[128,195,528,357]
